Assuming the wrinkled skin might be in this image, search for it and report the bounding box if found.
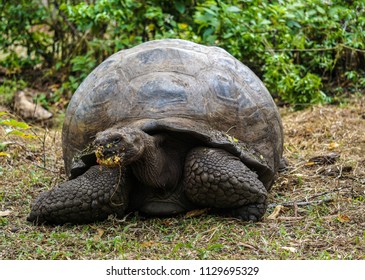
[27,127,268,224]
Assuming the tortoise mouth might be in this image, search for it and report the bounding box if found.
[95,146,124,167]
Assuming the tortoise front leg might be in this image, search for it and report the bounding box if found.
[27,165,130,225]
[184,147,268,221]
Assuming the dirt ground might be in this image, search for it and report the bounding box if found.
[0,95,364,260]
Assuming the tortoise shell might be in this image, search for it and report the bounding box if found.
[62,39,283,187]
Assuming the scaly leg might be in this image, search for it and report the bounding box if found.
[184,147,267,221]
[27,165,130,224]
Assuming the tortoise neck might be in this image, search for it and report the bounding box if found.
[131,134,182,190]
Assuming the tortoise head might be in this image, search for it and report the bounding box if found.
[93,127,147,167]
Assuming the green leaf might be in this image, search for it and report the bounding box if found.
[202,7,217,16]
[7,129,36,139]
[316,6,326,15]
[0,119,31,129]
[0,142,9,151]
[226,6,241,13]
[174,1,185,14]
[0,112,7,117]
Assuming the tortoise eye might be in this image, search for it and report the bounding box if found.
[111,138,121,144]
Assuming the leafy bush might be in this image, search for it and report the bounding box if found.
[193,0,365,105]
[262,53,328,107]
[0,0,364,108]
[0,79,27,106]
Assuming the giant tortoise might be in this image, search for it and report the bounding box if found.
[27,39,284,224]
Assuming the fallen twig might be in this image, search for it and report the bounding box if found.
[268,197,333,209]
[276,216,305,221]
[268,185,355,209]
[32,163,59,174]
[0,141,27,150]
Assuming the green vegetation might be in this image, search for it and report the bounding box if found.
[0,111,37,158]
[1,0,364,107]
[0,79,26,106]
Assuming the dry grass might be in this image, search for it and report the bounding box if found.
[1,96,364,260]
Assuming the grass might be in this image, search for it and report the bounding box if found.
[1,95,364,260]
